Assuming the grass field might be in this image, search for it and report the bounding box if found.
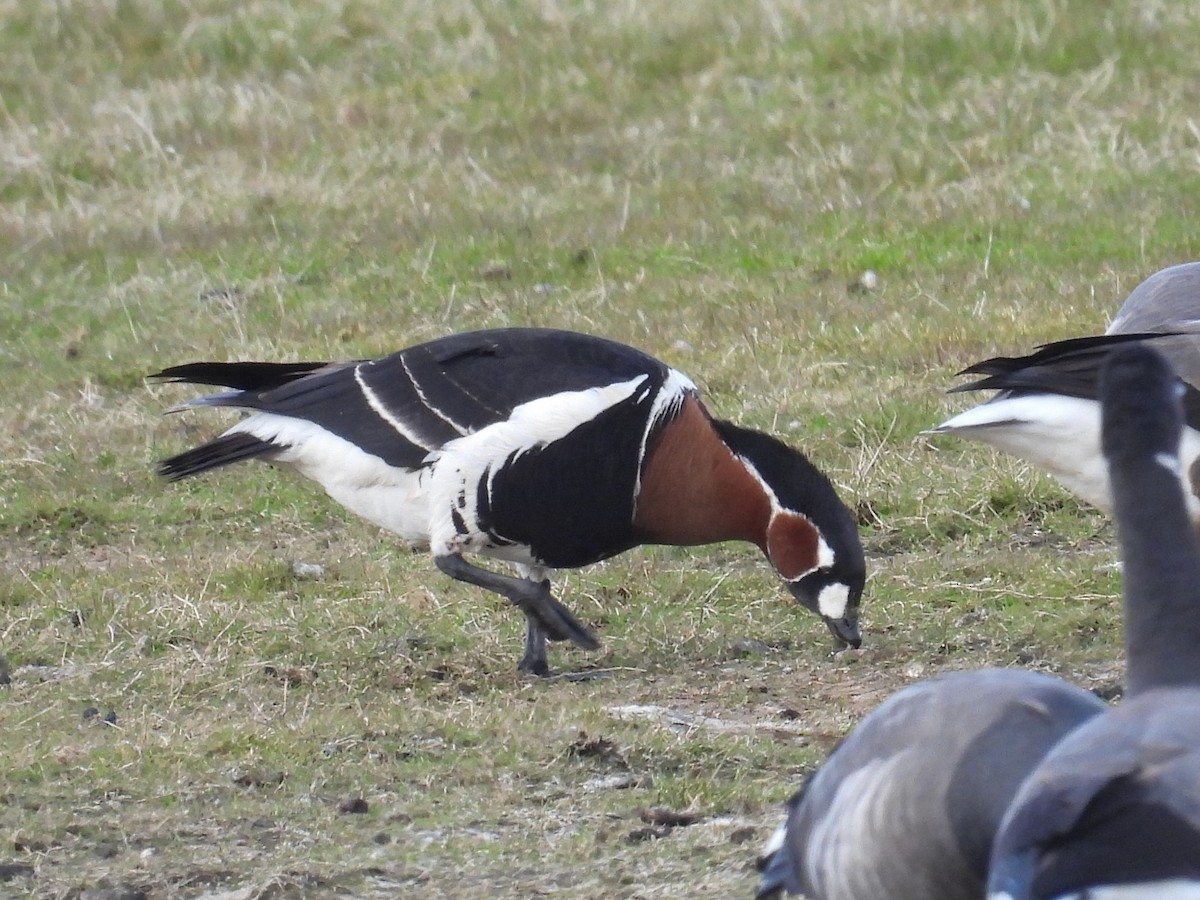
[3,0,1200,896]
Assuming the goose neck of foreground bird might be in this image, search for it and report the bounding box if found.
[1102,346,1200,695]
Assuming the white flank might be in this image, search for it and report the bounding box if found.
[353,364,438,450]
[817,582,850,620]
[760,821,787,859]
[802,755,907,899]
[427,376,650,560]
[225,413,432,544]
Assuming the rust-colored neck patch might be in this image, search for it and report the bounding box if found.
[633,395,771,547]
[765,511,821,580]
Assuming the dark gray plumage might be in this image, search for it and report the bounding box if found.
[987,345,1200,898]
[755,671,1104,899]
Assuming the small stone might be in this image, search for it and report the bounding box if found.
[372,832,391,845]
[290,560,325,580]
[0,863,34,881]
[729,638,771,658]
[639,807,701,828]
[625,825,671,843]
[338,795,369,815]
[729,826,759,845]
[230,767,285,788]
[83,706,100,721]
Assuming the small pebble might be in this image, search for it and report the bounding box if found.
[338,795,369,815]
[729,638,771,658]
[290,560,325,580]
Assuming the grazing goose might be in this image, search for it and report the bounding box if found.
[755,668,1105,900]
[929,261,1200,523]
[151,327,865,676]
[986,345,1200,899]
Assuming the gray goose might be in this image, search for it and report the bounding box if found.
[986,345,1200,898]
[930,262,1200,525]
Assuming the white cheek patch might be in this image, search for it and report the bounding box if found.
[817,583,850,620]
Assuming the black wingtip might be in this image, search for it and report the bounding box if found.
[148,361,328,391]
[156,433,278,481]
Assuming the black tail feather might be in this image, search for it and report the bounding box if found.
[149,361,328,392]
[157,433,279,481]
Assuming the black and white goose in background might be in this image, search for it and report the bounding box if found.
[929,261,1200,524]
[987,345,1200,899]
[754,669,1104,900]
[151,327,866,676]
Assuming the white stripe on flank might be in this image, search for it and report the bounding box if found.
[354,364,435,450]
[803,755,906,899]
[428,376,650,558]
[397,355,470,434]
[633,368,695,499]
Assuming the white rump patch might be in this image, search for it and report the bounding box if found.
[934,394,1200,522]
[932,395,1109,507]
[817,583,850,620]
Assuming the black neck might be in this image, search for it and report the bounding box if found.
[1103,346,1200,695]
[711,419,864,570]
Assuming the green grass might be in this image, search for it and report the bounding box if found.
[3,0,1199,896]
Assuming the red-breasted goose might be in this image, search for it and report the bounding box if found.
[151,328,865,676]
[755,669,1104,900]
[929,262,1200,524]
[987,345,1200,898]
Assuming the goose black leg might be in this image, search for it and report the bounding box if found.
[518,619,550,676]
[433,553,599,651]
